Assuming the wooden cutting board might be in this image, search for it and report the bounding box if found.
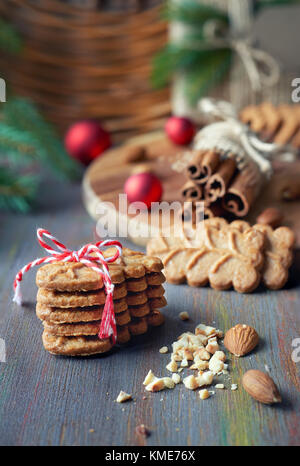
[83,131,300,247]
[83,132,186,246]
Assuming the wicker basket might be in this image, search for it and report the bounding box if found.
[0,0,170,142]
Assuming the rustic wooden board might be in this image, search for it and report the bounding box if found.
[83,132,187,246]
[83,131,300,247]
[0,177,299,446]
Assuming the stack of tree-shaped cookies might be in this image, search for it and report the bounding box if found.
[240,102,300,150]
[35,247,167,356]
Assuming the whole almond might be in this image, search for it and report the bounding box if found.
[278,175,300,201]
[256,207,283,228]
[242,370,282,404]
[123,145,147,163]
[224,324,259,357]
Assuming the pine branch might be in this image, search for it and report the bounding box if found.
[0,122,42,166]
[255,0,300,12]
[0,18,22,54]
[2,98,82,181]
[0,167,38,213]
[152,45,210,89]
[162,0,229,26]
[183,49,232,104]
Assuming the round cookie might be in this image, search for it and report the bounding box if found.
[126,277,148,292]
[146,272,166,286]
[126,291,148,306]
[43,309,131,336]
[146,285,165,298]
[128,302,150,318]
[37,281,127,308]
[147,310,165,327]
[36,298,128,324]
[42,331,112,356]
[149,296,167,309]
[116,325,131,344]
[128,317,148,336]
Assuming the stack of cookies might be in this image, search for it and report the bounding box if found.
[35,247,167,356]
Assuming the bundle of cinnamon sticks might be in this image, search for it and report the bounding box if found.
[181,149,263,220]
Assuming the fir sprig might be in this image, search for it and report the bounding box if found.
[255,0,300,12]
[161,0,228,26]
[182,49,232,104]
[2,98,81,181]
[0,167,37,213]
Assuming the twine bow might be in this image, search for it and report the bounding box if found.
[13,229,122,344]
[170,0,280,94]
[202,17,280,93]
[194,97,297,179]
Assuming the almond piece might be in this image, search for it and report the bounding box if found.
[199,389,210,400]
[224,324,259,357]
[116,391,132,403]
[159,346,169,354]
[242,370,282,404]
[143,370,155,386]
[166,360,178,373]
[183,375,199,390]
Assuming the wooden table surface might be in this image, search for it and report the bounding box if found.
[0,177,299,446]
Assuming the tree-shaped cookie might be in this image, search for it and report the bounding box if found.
[253,224,295,289]
[147,218,265,293]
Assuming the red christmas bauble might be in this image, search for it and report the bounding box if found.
[124,172,163,209]
[165,116,195,145]
[64,120,111,165]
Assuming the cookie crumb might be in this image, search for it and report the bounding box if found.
[163,377,175,389]
[172,373,181,384]
[183,375,199,390]
[264,364,270,373]
[116,391,132,403]
[135,424,150,438]
[231,384,238,391]
[143,370,155,386]
[166,360,178,373]
[215,384,225,389]
[181,358,189,367]
[179,311,189,321]
[199,389,210,400]
[159,346,169,354]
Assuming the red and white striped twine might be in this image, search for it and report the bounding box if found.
[13,228,123,344]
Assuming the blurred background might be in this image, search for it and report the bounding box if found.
[0,0,299,214]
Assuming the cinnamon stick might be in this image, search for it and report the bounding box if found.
[201,202,226,221]
[187,150,220,184]
[205,158,236,203]
[222,164,263,217]
[181,181,203,201]
[186,151,205,181]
